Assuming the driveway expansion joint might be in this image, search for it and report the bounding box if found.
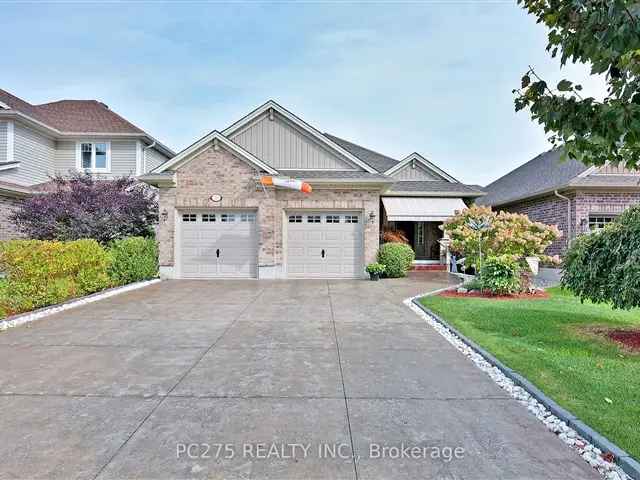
[327,280,359,480]
[90,285,269,480]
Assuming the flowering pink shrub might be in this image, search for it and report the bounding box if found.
[442,205,561,269]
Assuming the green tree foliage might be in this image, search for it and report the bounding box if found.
[514,0,640,168]
[562,205,640,309]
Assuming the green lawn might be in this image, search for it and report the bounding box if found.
[420,287,640,459]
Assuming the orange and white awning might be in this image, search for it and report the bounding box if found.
[382,197,467,222]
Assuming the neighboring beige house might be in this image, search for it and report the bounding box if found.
[141,100,484,279]
[0,89,174,240]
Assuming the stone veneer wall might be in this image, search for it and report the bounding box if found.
[498,190,640,256]
[157,145,381,278]
[0,195,24,241]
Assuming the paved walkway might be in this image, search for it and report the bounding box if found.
[0,273,599,479]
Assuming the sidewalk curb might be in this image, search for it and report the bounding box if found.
[411,297,639,480]
[0,279,162,331]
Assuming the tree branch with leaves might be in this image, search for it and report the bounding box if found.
[514,0,640,168]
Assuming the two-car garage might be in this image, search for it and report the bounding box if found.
[177,210,364,279]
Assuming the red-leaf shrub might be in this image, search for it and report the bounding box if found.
[12,173,158,244]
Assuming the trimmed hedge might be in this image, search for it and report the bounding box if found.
[0,239,111,316]
[377,242,415,278]
[108,237,159,286]
[0,237,159,318]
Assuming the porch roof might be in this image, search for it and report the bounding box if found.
[382,196,467,222]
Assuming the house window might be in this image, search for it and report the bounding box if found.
[202,214,216,222]
[588,215,616,231]
[288,215,302,223]
[307,215,321,223]
[77,142,110,172]
[241,213,256,222]
[326,215,340,224]
[182,214,197,222]
[221,214,235,222]
[345,215,359,224]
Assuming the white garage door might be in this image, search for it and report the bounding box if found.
[179,211,258,278]
[286,211,364,278]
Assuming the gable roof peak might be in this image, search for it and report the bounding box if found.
[222,100,378,174]
[385,152,459,183]
[152,130,278,175]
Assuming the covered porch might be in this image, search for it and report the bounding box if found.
[381,196,467,266]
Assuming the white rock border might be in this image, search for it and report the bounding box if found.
[0,279,161,332]
[404,288,630,480]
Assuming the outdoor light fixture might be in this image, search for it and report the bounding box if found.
[368,210,377,223]
[161,208,168,223]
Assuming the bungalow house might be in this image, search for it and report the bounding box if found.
[140,100,485,279]
[0,88,174,240]
[478,148,640,256]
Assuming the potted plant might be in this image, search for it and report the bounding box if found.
[366,263,385,281]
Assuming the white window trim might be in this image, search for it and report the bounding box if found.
[75,141,111,173]
[135,140,143,176]
[6,121,14,163]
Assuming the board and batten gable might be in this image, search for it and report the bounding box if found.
[230,111,361,171]
[390,162,444,181]
[0,123,55,186]
[0,121,7,163]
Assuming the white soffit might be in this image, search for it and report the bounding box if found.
[382,196,467,222]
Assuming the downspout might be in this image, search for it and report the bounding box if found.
[554,190,571,245]
[143,141,157,174]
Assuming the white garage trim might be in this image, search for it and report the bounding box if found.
[284,210,365,279]
[176,209,259,279]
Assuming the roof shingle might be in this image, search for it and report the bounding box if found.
[478,149,590,207]
[0,89,144,134]
[323,133,399,172]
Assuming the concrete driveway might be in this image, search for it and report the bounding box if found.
[0,273,598,480]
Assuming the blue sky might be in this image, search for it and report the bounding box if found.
[2,1,604,185]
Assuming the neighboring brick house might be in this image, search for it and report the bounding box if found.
[140,100,484,279]
[478,148,640,256]
[0,88,174,240]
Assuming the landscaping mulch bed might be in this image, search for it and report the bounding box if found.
[439,290,550,301]
[605,329,640,352]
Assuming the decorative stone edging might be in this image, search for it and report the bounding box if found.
[0,279,162,332]
[404,289,638,480]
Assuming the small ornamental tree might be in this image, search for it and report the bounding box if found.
[442,205,561,269]
[12,173,158,244]
[562,205,640,310]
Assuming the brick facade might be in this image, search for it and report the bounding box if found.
[157,145,381,278]
[499,190,640,256]
[0,195,24,241]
